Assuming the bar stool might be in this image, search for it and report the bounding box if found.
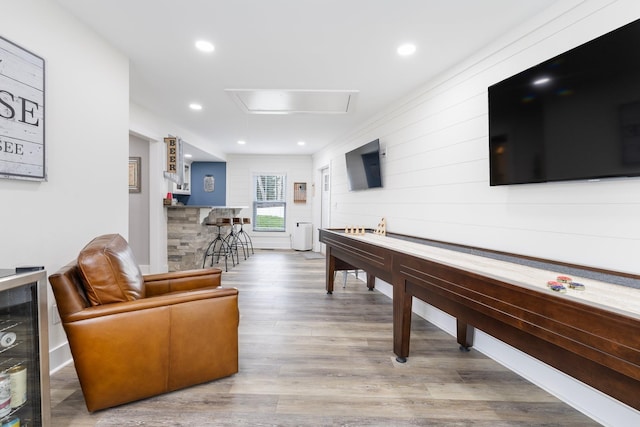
[202,218,236,271]
[236,217,254,256]
[229,217,247,261]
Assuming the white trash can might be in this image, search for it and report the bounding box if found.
[292,222,312,251]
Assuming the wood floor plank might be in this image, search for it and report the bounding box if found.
[50,250,600,426]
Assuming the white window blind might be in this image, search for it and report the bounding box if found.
[253,173,286,231]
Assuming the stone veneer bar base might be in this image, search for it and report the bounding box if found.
[166,206,245,271]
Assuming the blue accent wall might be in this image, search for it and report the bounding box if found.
[177,162,226,206]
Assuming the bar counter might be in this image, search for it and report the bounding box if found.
[166,206,247,271]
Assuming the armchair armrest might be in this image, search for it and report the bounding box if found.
[64,286,237,323]
[144,267,222,296]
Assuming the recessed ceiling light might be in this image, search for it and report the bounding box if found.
[237,140,246,145]
[297,141,305,146]
[533,77,551,85]
[189,103,203,110]
[184,153,193,158]
[397,43,416,56]
[195,40,215,53]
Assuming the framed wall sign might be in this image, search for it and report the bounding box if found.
[294,182,307,203]
[0,36,45,181]
[164,136,178,174]
[163,136,184,185]
[204,174,215,192]
[129,157,141,193]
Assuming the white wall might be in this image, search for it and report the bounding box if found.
[0,0,129,371]
[313,1,640,425]
[316,0,640,275]
[227,154,314,249]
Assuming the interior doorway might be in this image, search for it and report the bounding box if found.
[128,133,151,271]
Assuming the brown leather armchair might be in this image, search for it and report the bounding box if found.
[49,234,239,412]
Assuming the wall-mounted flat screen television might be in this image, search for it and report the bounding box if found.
[345,139,382,191]
[488,18,640,186]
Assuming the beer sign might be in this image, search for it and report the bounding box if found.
[164,136,177,173]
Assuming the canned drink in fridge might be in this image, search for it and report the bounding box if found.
[0,417,19,427]
[7,365,26,408]
[0,332,17,348]
[0,372,10,417]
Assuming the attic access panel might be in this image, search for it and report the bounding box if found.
[226,89,358,114]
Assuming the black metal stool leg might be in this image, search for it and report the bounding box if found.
[231,218,247,261]
[203,222,234,271]
[239,217,254,255]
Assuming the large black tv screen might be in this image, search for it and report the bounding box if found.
[489,18,640,186]
[345,139,382,191]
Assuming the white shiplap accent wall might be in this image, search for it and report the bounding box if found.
[313,1,640,425]
[316,0,640,275]
[227,154,313,249]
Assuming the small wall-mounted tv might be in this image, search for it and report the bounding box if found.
[488,18,640,186]
[345,139,382,191]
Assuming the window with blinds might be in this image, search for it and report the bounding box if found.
[253,173,286,231]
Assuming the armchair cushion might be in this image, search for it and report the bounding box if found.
[77,234,144,305]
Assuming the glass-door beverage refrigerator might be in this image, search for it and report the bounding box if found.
[0,269,50,426]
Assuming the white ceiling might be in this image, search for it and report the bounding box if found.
[55,0,560,160]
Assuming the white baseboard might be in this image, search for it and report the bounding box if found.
[49,341,73,375]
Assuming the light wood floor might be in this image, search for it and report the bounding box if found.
[50,250,599,426]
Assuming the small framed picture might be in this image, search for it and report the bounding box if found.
[129,157,141,193]
[294,182,307,203]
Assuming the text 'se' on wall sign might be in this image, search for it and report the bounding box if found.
[0,36,45,181]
